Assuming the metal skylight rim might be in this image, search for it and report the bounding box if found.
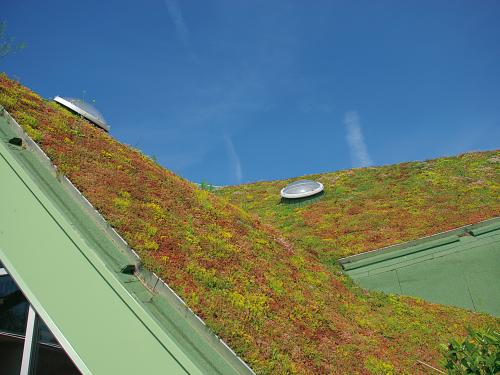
[280,180,324,199]
[53,96,110,132]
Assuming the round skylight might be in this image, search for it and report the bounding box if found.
[280,180,324,199]
[54,96,109,132]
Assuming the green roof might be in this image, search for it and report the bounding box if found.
[340,220,500,316]
[0,110,252,374]
[1,74,499,374]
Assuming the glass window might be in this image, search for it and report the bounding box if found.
[38,319,59,347]
[0,273,28,375]
[0,334,24,374]
[0,273,29,336]
[0,272,80,374]
[33,320,80,375]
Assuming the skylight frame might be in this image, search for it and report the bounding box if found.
[53,96,110,132]
[280,180,324,199]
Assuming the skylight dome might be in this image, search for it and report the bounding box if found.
[53,96,110,132]
[280,179,324,199]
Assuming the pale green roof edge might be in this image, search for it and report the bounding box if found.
[339,216,500,267]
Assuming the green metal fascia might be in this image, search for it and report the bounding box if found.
[339,216,500,269]
[469,222,500,236]
[340,219,500,316]
[341,236,460,271]
[0,110,254,374]
[345,232,499,278]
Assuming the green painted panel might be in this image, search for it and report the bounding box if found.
[460,243,500,315]
[354,271,402,295]
[397,254,475,310]
[344,227,500,316]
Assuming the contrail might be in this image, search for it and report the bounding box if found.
[344,111,373,167]
[224,135,243,183]
[165,0,197,61]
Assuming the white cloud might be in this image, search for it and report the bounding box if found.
[224,135,243,183]
[344,111,373,167]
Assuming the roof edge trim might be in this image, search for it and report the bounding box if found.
[339,216,500,269]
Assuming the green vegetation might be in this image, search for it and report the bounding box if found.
[0,21,25,61]
[219,152,500,265]
[442,327,499,374]
[200,180,216,191]
[1,73,499,374]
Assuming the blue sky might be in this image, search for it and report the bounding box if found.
[2,1,499,185]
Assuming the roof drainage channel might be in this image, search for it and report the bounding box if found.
[0,106,255,375]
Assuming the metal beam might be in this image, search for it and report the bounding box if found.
[20,305,38,375]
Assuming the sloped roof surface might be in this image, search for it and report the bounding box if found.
[0,74,499,374]
[220,152,500,260]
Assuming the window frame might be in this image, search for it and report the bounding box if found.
[0,265,79,375]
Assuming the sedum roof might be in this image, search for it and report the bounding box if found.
[0,74,499,374]
[219,151,500,260]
